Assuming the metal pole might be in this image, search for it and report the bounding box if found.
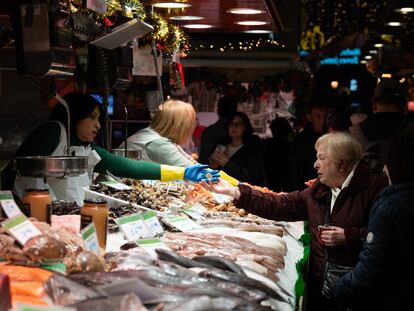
[151,40,164,104]
[55,93,71,157]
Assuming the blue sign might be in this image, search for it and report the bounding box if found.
[299,48,361,66]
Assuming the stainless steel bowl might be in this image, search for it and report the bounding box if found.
[14,156,88,178]
[110,149,142,160]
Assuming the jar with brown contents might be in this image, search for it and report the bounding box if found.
[22,189,52,223]
[81,199,108,249]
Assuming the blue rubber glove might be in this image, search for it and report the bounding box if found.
[184,164,220,183]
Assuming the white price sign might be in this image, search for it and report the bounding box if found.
[17,303,75,311]
[0,191,23,218]
[163,215,201,232]
[81,223,100,255]
[2,214,41,245]
[100,180,132,190]
[135,238,170,258]
[143,211,164,235]
[182,205,205,220]
[115,213,151,241]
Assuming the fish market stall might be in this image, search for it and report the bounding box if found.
[0,180,308,311]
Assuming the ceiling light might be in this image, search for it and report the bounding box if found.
[152,2,191,9]
[183,24,213,29]
[360,60,367,64]
[382,73,392,78]
[395,7,414,13]
[369,50,377,54]
[227,8,264,15]
[374,43,384,48]
[243,30,272,34]
[236,21,268,26]
[169,15,204,21]
[364,55,372,59]
[331,81,339,89]
[386,21,402,26]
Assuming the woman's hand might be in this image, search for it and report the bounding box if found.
[320,226,346,247]
[208,155,221,169]
[200,179,240,199]
[213,151,229,167]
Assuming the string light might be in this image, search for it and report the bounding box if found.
[191,38,281,52]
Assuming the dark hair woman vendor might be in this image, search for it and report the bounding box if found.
[13,93,218,205]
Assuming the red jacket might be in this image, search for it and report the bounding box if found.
[236,163,388,284]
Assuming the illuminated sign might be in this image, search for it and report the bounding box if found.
[299,48,361,66]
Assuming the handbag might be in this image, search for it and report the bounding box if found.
[321,261,353,300]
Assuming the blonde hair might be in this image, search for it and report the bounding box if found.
[315,132,362,165]
[150,99,196,144]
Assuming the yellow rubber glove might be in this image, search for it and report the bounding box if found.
[160,164,185,181]
[219,170,239,186]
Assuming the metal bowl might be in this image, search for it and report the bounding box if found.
[14,156,88,178]
[110,149,141,160]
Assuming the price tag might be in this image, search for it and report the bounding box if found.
[135,238,170,258]
[81,223,100,255]
[2,214,41,245]
[163,215,201,232]
[211,192,233,204]
[100,180,132,190]
[86,0,107,14]
[16,303,75,311]
[115,213,151,241]
[182,204,205,220]
[143,211,164,235]
[0,191,23,218]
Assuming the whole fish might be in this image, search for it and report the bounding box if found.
[193,255,246,276]
[45,273,102,305]
[199,268,287,303]
[69,293,148,311]
[155,248,211,269]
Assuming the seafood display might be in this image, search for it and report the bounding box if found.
[163,232,285,281]
[0,178,304,311]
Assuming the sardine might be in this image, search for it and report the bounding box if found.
[193,255,247,276]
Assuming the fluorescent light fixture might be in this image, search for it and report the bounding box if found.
[236,21,268,26]
[374,43,383,48]
[360,60,367,64]
[396,7,414,13]
[152,2,191,9]
[382,73,392,78]
[183,24,213,29]
[227,8,264,14]
[364,55,372,59]
[169,15,204,20]
[386,21,402,26]
[369,50,377,54]
[243,30,272,34]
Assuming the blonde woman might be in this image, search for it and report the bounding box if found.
[120,99,198,166]
[203,132,388,311]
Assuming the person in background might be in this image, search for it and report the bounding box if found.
[120,100,197,167]
[208,112,265,186]
[198,96,237,164]
[349,78,407,148]
[335,131,414,311]
[264,116,294,192]
[203,132,388,311]
[13,93,218,205]
[288,101,330,191]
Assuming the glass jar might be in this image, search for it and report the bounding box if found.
[22,189,52,223]
[80,199,108,249]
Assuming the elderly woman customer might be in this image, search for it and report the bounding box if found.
[204,132,388,311]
